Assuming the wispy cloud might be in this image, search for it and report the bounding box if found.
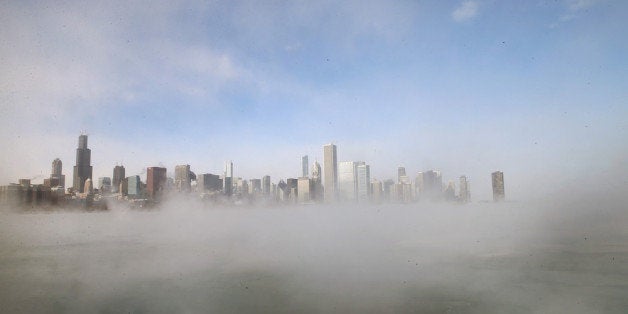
[552,0,601,27]
[452,1,479,22]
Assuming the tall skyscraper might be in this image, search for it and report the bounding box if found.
[72,134,92,193]
[224,160,233,194]
[147,167,167,199]
[302,155,309,177]
[323,144,337,202]
[174,165,192,192]
[371,179,382,204]
[492,171,505,202]
[262,175,271,196]
[50,158,65,188]
[459,175,470,203]
[357,163,371,202]
[112,165,125,193]
[338,161,358,201]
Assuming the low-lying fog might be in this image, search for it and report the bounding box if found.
[1,195,627,313]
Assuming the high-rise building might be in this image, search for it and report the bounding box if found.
[418,170,443,201]
[338,161,358,201]
[357,164,371,202]
[147,167,167,199]
[459,176,470,203]
[262,175,271,196]
[72,134,93,193]
[112,165,125,193]
[174,165,192,192]
[302,155,309,177]
[286,178,298,201]
[492,171,505,202]
[249,179,261,195]
[371,179,382,203]
[50,158,65,188]
[397,166,406,184]
[126,175,141,198]
[323,144,338,202]
[197,173,222,193]
[97,177,111,194]
[311,160,322,201]
[224,161,233,195]
[297,177,313,203]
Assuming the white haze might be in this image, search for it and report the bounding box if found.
[1,177,627,313]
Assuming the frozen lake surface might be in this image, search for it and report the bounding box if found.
[1,202,627,313]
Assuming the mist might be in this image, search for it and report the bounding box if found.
[1,183,627,313]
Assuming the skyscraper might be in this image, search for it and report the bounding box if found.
[112,165,125,193]
[147,167,167,199]
[262,175,271,196]
[72,134,92,193]
[174,165,192,192]
[323,144,337,202]
[357,163,371,202]
[50,158,65,188]
[492,171,505,202]
[397,166,406,184]
[224,161,233,195]
[338,161,358,201]
[459,175,470,203]
[311,160,322,201]
[302,155,309,177]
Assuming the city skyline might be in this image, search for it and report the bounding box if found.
[1,1,626,202]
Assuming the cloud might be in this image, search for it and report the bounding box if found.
[452,1,479,22]
[552,0,600,27]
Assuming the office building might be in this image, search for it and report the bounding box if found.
[338,161,358,201]
[323,144,337,202]
[371,179,382,203]
[72,134,93,193]
[147,167,167,199]
[98,177,112,194]
[492,171,505,202]
[112,165,125,193]
[357,163,370,202]
[262,175,271,196]
[127,175,141,198]
[302,155,309,177]
[197,173,222,193]
[174,165,192,192]
[50,158,65,189]
[397,166,406,184]
[249,179,261,195]
[297,177,313,203]
[459,176,470,203]
[224,161,233,195]
[311,160,322,201]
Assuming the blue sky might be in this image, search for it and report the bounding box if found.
[1,0,626,200]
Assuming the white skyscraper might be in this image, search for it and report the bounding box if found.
[338,161,358,201]
[357,163,370,202]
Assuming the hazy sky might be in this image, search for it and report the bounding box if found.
[1,0,626,200]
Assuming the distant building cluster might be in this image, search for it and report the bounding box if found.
[0,135,507,210]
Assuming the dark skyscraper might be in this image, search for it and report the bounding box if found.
[72,134,92,193]
[50,158,65,188]
[397,166,406,184]
[147,167,167,199]
[262,175,271,196]
[492,171,505,202]
[112,165,125,193]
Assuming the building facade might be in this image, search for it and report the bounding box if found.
[323,144,338,202]
[72,134,93,193]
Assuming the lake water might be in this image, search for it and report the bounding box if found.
[1,202,627,313]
